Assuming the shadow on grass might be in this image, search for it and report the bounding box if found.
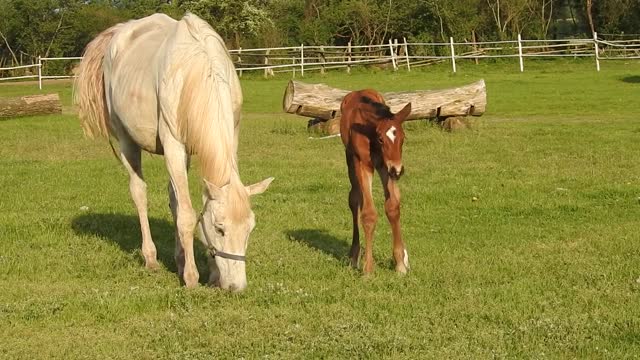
[71,213,208,283]
[621,75,640,83]
[286,228,349,263]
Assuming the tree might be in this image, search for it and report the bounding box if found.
[0,0,19,64]
[178,0,271,48]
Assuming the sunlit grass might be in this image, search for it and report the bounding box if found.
[1,60,640,358]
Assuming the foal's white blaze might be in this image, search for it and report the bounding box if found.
[386,126,397,143]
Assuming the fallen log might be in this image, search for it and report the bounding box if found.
[0,93,62,119]
[283,79,486,121]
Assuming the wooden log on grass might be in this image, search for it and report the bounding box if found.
[0,93,62,119]
[284,79,486,120]
[283,79,486,135]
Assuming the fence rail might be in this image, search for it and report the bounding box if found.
[1,33,639,88]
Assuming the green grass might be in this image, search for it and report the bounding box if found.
[2,59,640,358]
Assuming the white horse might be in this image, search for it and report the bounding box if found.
[74,13,273,292]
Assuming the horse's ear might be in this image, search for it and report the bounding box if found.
[395,103,412,122]
[204,179,228,200]
[247,177,274,196]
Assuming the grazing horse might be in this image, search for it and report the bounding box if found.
[340,90,412,274]
[74,13,273,292]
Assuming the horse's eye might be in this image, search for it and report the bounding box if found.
[214,223,226,236]
[377,136,384,144]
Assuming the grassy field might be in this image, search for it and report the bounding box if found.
[2,59,640,358]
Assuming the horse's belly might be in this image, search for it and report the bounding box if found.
[127,123,163,154]
[111,98,163,154]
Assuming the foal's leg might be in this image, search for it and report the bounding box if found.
[355,161,377,274]
[377,166,409,274]
[119,137,159,270]
[161,134,199,288]
[346,151,362,268]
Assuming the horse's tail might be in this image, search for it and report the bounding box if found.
[73,24,122,139]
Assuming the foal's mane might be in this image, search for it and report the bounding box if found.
[361,96,393,120]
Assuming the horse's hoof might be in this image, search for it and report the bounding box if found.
[183,271,199,288]
[184,280,199,288]
[145,261,161,271]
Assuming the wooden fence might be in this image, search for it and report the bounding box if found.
[1,33,639,88]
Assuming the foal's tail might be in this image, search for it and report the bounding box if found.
[73,24,122,139]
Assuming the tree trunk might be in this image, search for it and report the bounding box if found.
[283,79,487,121]
[586,0,595,35]
[0,94,62,119]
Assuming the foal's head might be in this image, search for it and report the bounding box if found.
[364,98,412,180]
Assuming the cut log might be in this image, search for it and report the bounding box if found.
[0,93,62,119]
[283,79,486,121]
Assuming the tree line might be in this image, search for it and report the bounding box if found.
[1,0,639,67]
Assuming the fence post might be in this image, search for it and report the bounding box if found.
[593,32,600,72]
[403,37,411,71]
[517,33,524,72]
[300,44,304,77]
[38,56,42,90]
[320,46,326,74]
[472,30,479,65]
[237,47,243,78]
[449,37,457,73]
[347,41,352,74]
[388,39,397,71]
[264,49,272,78]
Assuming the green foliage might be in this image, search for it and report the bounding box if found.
[1,0,640,66]
[178,0,271,48]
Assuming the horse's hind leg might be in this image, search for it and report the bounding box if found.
[346,152,362,268]
[119,137,159,270]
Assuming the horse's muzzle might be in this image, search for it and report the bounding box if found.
[389,166,404,180]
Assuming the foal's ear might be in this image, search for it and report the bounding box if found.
[395,103,412,122]
[247,177,274,196]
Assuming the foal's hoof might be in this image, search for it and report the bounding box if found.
[395,259,410,274]
[395,264,409,275]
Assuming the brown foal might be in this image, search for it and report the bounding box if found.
[340,89,412,274]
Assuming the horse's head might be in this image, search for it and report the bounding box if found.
[199,177,274,292]
[375,102,412,180]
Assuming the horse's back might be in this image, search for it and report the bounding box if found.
[340,89,385,146]
[104,14,178,153]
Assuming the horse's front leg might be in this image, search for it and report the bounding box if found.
[356,163,377,274]
[161,133,199,288]
[378,167,409,274]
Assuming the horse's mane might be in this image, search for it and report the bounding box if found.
[171,14,236,184]
[170,14,250,220]
[361,96,393,120]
